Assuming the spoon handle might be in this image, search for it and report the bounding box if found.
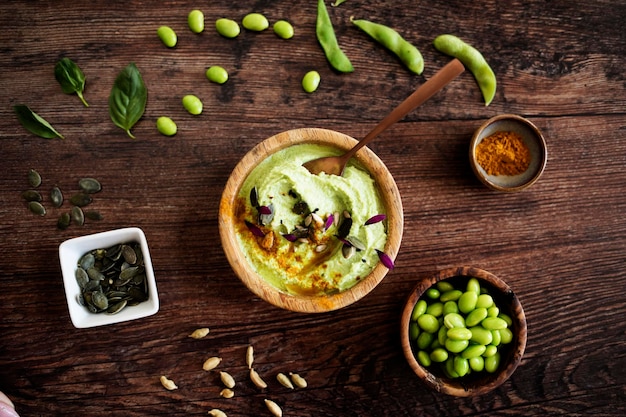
[345,58,465,159]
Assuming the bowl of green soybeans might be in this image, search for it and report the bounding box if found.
[400,266,527,396]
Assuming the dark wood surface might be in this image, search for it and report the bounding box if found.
[1,1,625,416]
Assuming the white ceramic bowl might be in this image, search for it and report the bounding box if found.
[59,227,159,328]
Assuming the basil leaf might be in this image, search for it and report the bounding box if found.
[13,105,64,139]
[108,63,147,139]
[54,57,89,107]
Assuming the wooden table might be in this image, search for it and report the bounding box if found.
[1,1,625,415]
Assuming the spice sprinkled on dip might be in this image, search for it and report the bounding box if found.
[235,143,388,296]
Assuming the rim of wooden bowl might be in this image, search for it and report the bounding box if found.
[400,266,527,396]
[218,128,404,313]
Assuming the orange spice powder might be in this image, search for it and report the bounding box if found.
[476,131,531,176]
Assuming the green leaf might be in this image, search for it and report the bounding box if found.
[54,57,89,107]
[13,105,64,139]
[108,63,147,139]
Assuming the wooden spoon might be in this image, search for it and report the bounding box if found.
[303,58,465,175]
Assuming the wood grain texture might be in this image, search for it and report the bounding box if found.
[1,0,625,416]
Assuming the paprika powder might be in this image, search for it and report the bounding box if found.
[476,131,530,176]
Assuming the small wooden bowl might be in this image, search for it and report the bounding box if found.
[470,114,547,192]
[400,266,527,396]
[219,128,403,313]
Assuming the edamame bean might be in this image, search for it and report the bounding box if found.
[182,95,203,115]
[157,26,177,48]
[433,34,497,106]
[425,288,440,299]
[483,345,498,357]
[447,327,472,341]
[443,301,459,315]
[469,356,485,372]
[454,356,470,377]
[491,329,502,346]
[445,338,469,353]
[351,18,424,75]
[417,313,439,334]
[156,116,177,136]
[436,281,454,292]
[430,348,448,363]
[188,10,205,33]
[301,70,321,93]
[206,66,229,84]
[476,293,494,309]
[485,352,501,373]
[316,0,353,73]
[417,331,434,350]
[216,18,240,38]
[481,316,508,330]
[417,351,432,367]
[469,326,493,346]
[426,302,443,317]
[437,325,448,346]
[499,327,514,345]
[242,13,269,32]
[411,299,427,321]
[440,289,462,302]
[461,344,486,359]
[499,313,513,326]
[465,307,488,327]
[458,290,478,314]
[444,357,459,378]
[273,20,294,39]
[409,322,420,340]
[443,313,465,329]
[466,277,481,294]
[487,305,500,317]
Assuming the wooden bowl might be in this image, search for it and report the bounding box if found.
[469,114,547,192]
[219,128,403,313]
[400,266,527,396]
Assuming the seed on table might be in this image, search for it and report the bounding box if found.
[246,345,254,369]
[21,190,42,202]
[264,399,282,417]
[157,26,177,47]
[208,409,227,417]
[203,356,222,371]
[57,212,70,229]
[250,368,267,389]
[78,177,102,194]
[276,372,294,389]
[301,70,320,93]
[157,116,177,136]
[220,388,234,398]
[50,186,63,207]
[182,95,203,115]
[71,206,84,226]
[84,210,103,221]
[28,201,46,216]
[70,193,92,207]
[220,371,235,389]
[160,375,178,390]
[189,328,210,339]
[273,20,294,39]
[206,66,228,84]
[28,169,41,188]
[188,9,204,33]
[289,372,307,388]
[242,13,269,32]
[215,18,240,38]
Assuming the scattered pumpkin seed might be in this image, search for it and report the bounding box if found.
[289,372,307,388]
[189,328,210,339]
[106,299,127,314]
[78,177,102,194]
[70,193,93,207]
[208,409,227,417]
[50,186,63,207]
[219,388,234,398]
[28,201,46,216]
[250,368,268,389]
[203,356,222,371]
[84,210,103,221]
[276,372,294,389]
[160,375,178,390]
[57,212,71,229]
[264,399,283,417]
[28,169,41,188]
[71,206,84,226]
[21,190,42,202]
[246,345,254,369]
[220,371,236,389]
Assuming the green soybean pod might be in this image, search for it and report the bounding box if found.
[454,356,470,377]
[351,18,424,75]
[433,34,496,106]
[458,290,478,314]
[469,356,485,372]
[182,95,203,115]
[440,289,462,302]
[426,302,443,317]
[316,0,353,73]
[465,307,488,327]
[157,26,177,48]
[443,313,465,329]
[243,13,269,32]
[436,280,455,292]
[417,350,432,367]
[273,20,294,39]
[417,313,439,334]
[409,322,420,340]
[206,66,229,84]
[485,352,501,373]
[469,326,493,346]
[302,70,321,93]
[461,344,486,359]
[447,327,472,341]
[430,347,449,363]
[416,331,434,350]
[156,116,177,136]
[443,300,459,315]
[466,277,481,294]
[216,18,240,38]
[188,10,205,33]
[476,293,494,309]
[411,299,427,321]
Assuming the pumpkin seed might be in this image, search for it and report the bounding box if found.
[202,356,222,371]
[106,299,127,314]
[84,210,103,220]
[246,345,254,369]
[78,177,102,194]
[264,399,282,417]
[21,190,42,202]
[75,267,89,288]
[91,290,109,310]
[50,186,63,207]
[160,375,178,390]
[250,368,267,389]
[189,328,210,339]
[276,372,294,389]
[220,371,236,389]
[71,206,84,226]
[28,169,41,188]
[57,212,71,229]
[28,201,46,216]
[70,193,92,207]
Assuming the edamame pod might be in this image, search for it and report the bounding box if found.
[352,18,424,75]
[316,0,353,73]
[433,34,496,106]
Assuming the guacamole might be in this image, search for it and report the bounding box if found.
[235,143,388,296]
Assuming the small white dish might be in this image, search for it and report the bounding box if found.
[59,227,159,328]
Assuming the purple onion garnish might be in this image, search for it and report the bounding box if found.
[365,214,386,225]
[281,233,298,242]
[324,213,334,231]
[245,220,266,237]
[258,205,272,215]
[376,250,395,270]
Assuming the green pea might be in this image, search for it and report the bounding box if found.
[417,350,432,367]
[206,66,229,84]
[482,316,508,330]
[430,347,448,363]
[417,331,434,350]
[215,18,240,38]
[417,313,439,334]
[465,307,488,327]
[454,356,470,377]
[409,322,420,340]
[476,293,494,309]
[440,289,462,302]
[443,300,459,315]
[487,305,500,317]
[157,26,177,48]
[499,327,514,344]
[443,313,465,329]
[466,277,481,294]
[426,302,443,317]
[316,0,353,73]
[447,327,472,341]
[469,326,493,346]
[425,288,440,299]
[436,280,454,292]
[301,70,321,93]
[461,344,486,359]
[458,291,478,314]
[411,299,427,321]
[469,356,485,372]
[182,95,203,115]
[188,10,205,33]
[491,329,502,346]
[242,13,269,32]
[433,34,497,106]
[273,20,294,39]
[445,338,469,353]
[156,116,177,136]
[485,352,501,373]
[352,18,424,75]
[483,344,498,357]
